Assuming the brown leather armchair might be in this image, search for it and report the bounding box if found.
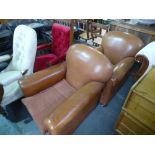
[19,44,113,135]
[96,31,144,106]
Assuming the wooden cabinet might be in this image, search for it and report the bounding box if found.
[116,68,155,135]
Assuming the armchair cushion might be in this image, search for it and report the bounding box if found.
[22,79,76,133]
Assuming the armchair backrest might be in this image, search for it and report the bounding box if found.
[12,25,37,74]
[101,31,144,65]
[66,44,113,89]
[52,23,70,57]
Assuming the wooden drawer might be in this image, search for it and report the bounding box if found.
[116,123,135,135]
[116,111,154,135]
[123,92,155,132]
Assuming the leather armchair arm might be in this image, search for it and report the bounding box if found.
[19,62,66,97]
[111,57,134,85]
[100,57,134,105]
[44,81,104,135]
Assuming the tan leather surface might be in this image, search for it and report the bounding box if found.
[19,62,66,97]
[22,79,76,133]
[0,84,4,103]
[101,31,144,65]
[112,57,134,83]
[100,57,134,105]
[44,81,104,135]
[66,44,113,89]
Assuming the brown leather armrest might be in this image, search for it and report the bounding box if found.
[100,57,134,105]
[44,81,104,135]
[19,62,66,97]
[111,57,134,85]
[95,46,104,53]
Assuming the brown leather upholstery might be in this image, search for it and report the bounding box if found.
[66,44,113,89]
[44,81,103,135]
[97,31,144,105]
[19,44,113,134]
[100,31,144,65]
[19,62,66,97]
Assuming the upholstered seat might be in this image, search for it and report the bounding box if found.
[22,79,76,132]
[19,44,113,134]
[0,25,37,107]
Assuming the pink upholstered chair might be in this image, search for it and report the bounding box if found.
[34,23,70,72]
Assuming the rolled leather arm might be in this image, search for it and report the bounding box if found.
[44,81,104,135]
[100,57,134,105]
[19,62,66,97]
[111,57,134,85]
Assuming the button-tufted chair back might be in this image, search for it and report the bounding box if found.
[52,23,70,57]
[12,25,37,74]
[66,44,113,89]
[0,25,37,107]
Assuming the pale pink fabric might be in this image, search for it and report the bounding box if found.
[22,79,76,133]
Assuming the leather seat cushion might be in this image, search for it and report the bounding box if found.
[22,79,76,133]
